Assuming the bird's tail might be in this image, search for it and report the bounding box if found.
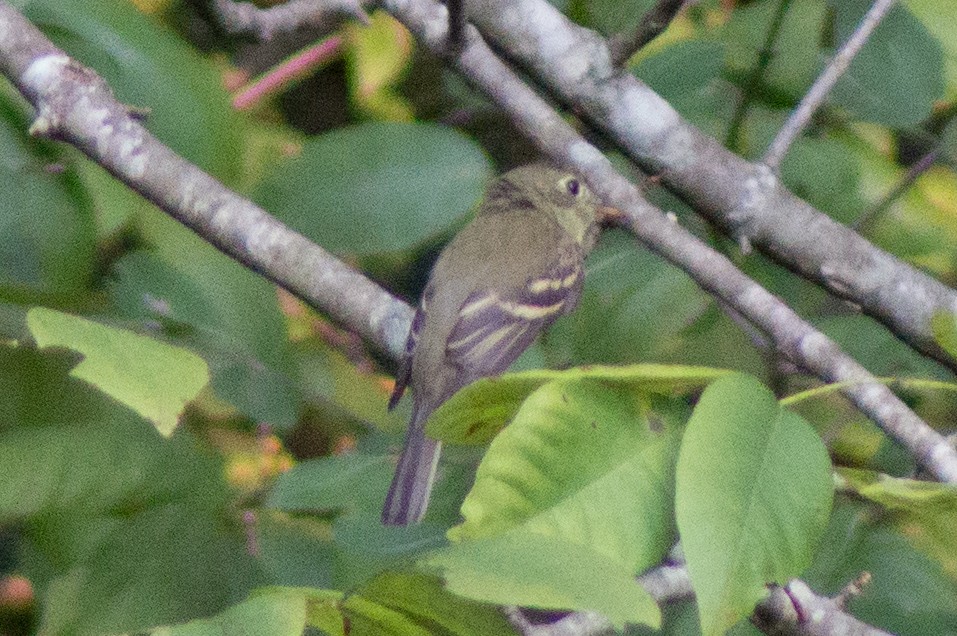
[381,402,442,525]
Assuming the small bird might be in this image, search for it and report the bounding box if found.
[382,163,603,525]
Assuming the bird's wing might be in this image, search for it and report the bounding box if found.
[445,253,583,380]
[388,295,428,410]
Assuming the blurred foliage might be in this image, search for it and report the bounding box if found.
[1,0,957,634]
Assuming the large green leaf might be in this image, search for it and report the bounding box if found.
[450,380,680,575]
[266,454,394,517]
[27,307,208,437]
[544,233,711,366]
[722,0,827,100]
[780,136,866,225]
[109,246,299,430]
[332,516,449,590]
[427,363,728,445]
[906,0,957,99]
[570,0,657,36]
[255,122,493,255]
[633,40,734,137]
[675,374,833,636]
[422,530,661,630]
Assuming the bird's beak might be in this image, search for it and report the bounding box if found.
[597,206,627,226]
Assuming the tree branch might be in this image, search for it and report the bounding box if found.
[507,566,890,635]
[754,579,892,636]
[212,0,371,39]
[607,0,687,66]
[464,0,957,373]
[0,0,412,363]
[763,0,899,169]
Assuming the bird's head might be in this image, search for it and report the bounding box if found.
[485,162,602,252]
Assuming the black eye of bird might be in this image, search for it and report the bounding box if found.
[565,178,580,196]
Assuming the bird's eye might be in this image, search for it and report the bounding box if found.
[564,178,581,196]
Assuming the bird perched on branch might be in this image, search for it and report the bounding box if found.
[382,163,603,525]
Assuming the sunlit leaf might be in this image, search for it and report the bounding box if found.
[676,375,833,636]
[422,530,660,630]
[27,307,208,436]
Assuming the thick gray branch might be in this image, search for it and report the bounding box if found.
[0,1,412,361]
[466,0,957,373]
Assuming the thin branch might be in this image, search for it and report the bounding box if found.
[0,1,412,362]
[726,0,794,152]
[463,0,957,374]
[380,0,957,484]
[852,146,939,233]
[447,0,467,52]
[607,0,687,66]
[763,0,899,169]
[212,0,371,40]
[232,35,344,110]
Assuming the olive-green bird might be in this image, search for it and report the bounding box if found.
[382,163,603,525]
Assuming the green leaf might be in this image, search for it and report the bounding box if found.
[427,363,729,445]
[255,511,336,589]
[109,247,299,429]
[572,0,657,36]
[780,136,866,225]
[722,0,827,100]
[27,307,208,436]
[267,454,394,516]
[450,380,678,575]
[637,42,726,100]
[675,374,833,636]
[0,96,95,304]
[931,311,957,361]
[343,571,516,636]
[821,314,948,379]
[804,499,957,635]
[421,530,661,630]
[332,516,448,589]
[828,0,943,128]
[148,588,315,636]
[906,0,957,100]
[838,469,957,580]
[25,0,244,183]
[296,344,410,433]
[255,121,493,255]
[633,40,734,136]
[0,344,258,634]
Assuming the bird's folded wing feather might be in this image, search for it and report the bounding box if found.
[446,256,583,379]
